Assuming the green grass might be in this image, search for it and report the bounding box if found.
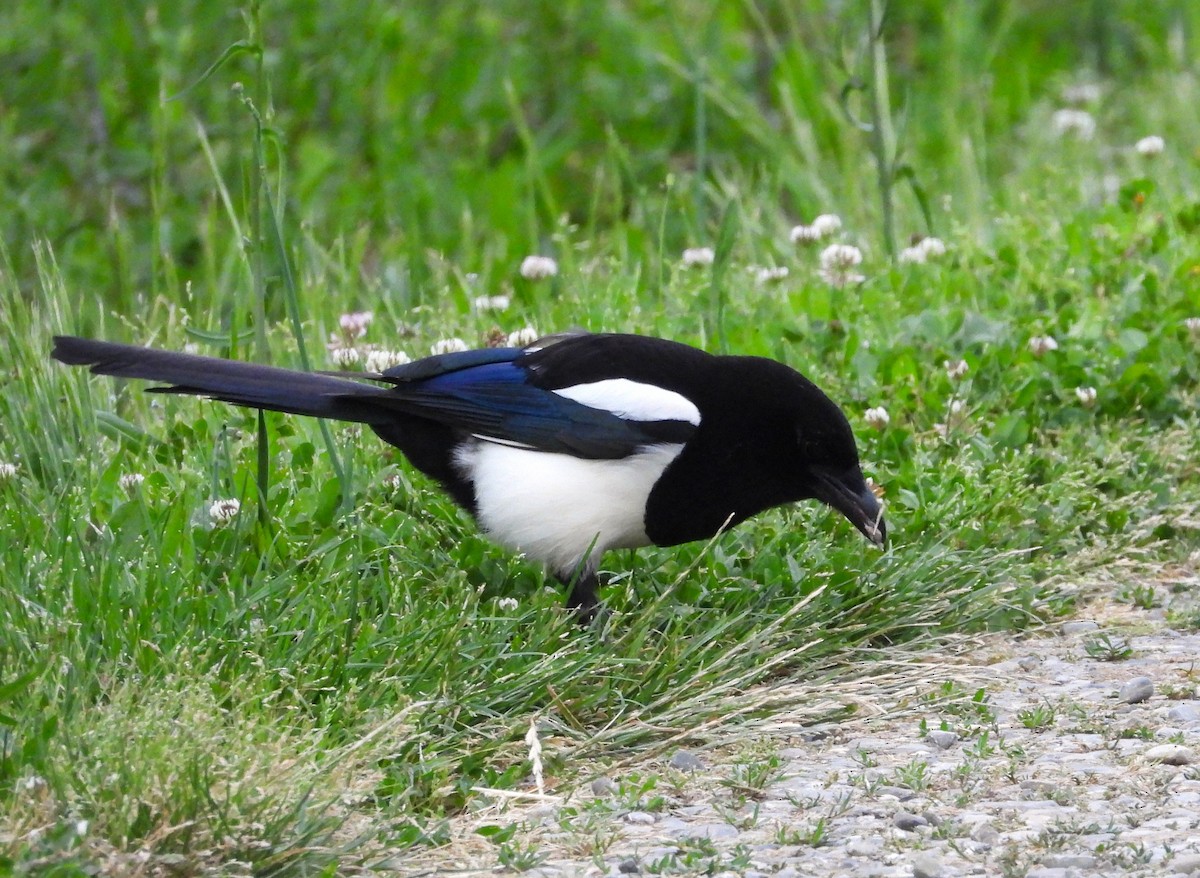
[2,1,1200,873]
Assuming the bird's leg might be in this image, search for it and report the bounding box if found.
[561,566,601,625]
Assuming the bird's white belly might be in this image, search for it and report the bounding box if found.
[455,441,685,576]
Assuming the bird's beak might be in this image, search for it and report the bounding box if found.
[814,469,887,546]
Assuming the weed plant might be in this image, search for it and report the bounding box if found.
[1,1,1199,873]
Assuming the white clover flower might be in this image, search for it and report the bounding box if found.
[918,237,947,258]
[818,243,865,288]
[898,245,927,265]
[754,265,789,284]
[682,246,715,267]
[507,326,540,347]
[183,342,201,355]
[520,255,558,280]
[1135,135,1165,157]
[472,294,511,312]
[74,819,89,837]
[497,597,519,611]
[819,243,863,269]
[382,473,404,491]
[817,266,866,288]
[864,406,890,430]
[330,346,361,369]
[948,399,966,416]
[1062,83,1102,105]
[118,472,145,492]
[1028,335,1059,357]
[1075,386,1098,408]
[792,213,842,245]
[339,311,373,338]
[1186,317,1200,338]
[944,359,969,380]
[209,498,241,524]
[430,337,469,355]
[789,224,822,245]
[811,214,842,237]
[0,462,17,481]
[364,349,412,373]
[1051,109,1096,140]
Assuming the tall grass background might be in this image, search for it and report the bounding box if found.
[2,1,1199,873]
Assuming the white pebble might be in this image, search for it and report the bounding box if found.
[1145,744,1193,766]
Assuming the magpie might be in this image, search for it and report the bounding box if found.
[51,332,886,616]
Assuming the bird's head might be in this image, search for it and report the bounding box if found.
[782,376,887,547]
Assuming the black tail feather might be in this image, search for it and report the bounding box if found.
[51,336,390,423]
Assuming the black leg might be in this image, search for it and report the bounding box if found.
[561,567,602,625]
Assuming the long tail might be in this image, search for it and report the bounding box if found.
[52,336,392,424]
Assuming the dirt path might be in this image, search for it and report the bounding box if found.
[401,596,1200,877]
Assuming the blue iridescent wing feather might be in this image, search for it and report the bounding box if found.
[353,349,694,459]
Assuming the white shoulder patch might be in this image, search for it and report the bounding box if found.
[552,378,701,425]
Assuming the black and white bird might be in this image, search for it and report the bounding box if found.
[52,332,886,616]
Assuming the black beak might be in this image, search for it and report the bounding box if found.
[814,469,887,546]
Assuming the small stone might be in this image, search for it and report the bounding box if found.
[1171,853,1200,874]
[1018,656,1041,671]
[669,750,705,772]
[1167,704,1200,724]
[1020,780,1057,796]
[624,811,655,825]
[527,804,558,824]
[678,823,738,841]
[1119,676,1155,704]
[654,817,688,833]
[911,853,943,878]
[1024,869,1069,878]
[876,785,917,800]
[926,730,958,750]
[894,811,928,831]
[1042,854,1098,869]
[970,822,1000,844]
[986,799,1060,811]
[845,838,884,857]
[1061,620,1100,634]
[1145,744,1193,766]
[591,777,617,796]
[618,858,640,874]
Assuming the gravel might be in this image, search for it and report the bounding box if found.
[892,811,927,831]
[591,777,617,796]
[423,612,1200,877]
[1119,675,1155,704]
[669,750,705,772]
[924,730,958,750]
[1144,743,1193,765]
[909,852,943,878]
